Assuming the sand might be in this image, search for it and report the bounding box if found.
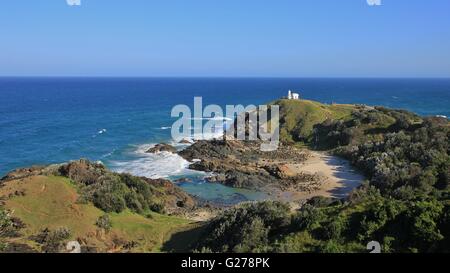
[273,151,366,203]
[185,151,366,221]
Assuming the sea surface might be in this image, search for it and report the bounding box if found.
[1,77,449,203]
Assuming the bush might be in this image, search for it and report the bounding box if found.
[306,196,340,208]
[149,202,165,214]
[96,215,112,231]
[195,201,290,253]
[402,200,444,251]
[318,240,343,253]
[232,217,269,253]
[321,218,345,240]
[32,227,71,253]
[0,209,14,238]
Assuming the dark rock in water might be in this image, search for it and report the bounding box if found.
[205,174,227,183]
[146,143,177,154]
[179,139,192,144]
[178,139,246,162]
[174,177,193,183]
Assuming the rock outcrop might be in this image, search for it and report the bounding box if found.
[146,143,177,154]
[178,139,323,191]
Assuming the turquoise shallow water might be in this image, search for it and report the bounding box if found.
[0,77,449,203]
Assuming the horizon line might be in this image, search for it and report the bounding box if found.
[1,76,450,80]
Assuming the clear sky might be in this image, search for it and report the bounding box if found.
[1,0,449,77]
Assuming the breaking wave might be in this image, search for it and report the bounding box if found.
[109,143,205,179]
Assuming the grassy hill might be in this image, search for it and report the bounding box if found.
[272,99,356,144]
[0,163,202,253]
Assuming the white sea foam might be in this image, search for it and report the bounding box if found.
[109,118,227,179]
[93,129,107,138]
[110,143,204,179]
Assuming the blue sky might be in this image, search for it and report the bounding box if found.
[0,0,449,77]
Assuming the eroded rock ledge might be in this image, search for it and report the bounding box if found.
[178,140,326,192]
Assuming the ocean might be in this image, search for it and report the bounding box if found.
[1,77,449,203]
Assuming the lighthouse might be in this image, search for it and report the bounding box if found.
[287,90,300,100]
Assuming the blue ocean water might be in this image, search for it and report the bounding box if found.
[1,77,449,203]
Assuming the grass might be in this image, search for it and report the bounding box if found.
[2,176,103,238]
[271,99,356,143]
[109,210,196,252]
[0,175,199,252]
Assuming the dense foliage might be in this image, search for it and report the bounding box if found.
[195,201,291,253]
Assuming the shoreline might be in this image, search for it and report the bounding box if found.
[172,139,366,217]
[264,151,365,204]
[181,149,366,222]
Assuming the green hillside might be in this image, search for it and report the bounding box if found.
[272,99,356,144]
[0,162,201,253]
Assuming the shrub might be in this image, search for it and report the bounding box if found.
[232,217,269,253]
[318,240,343,253]
[96,215,112,231]
[0,209,14,238]
[195,201,290,253]
[149,202,165,214]
[291,204,324,232]
[32,227,71,253]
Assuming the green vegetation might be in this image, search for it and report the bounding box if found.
[273,99,355,144]
[59,160,167,214]
[193,101,450,253]
[31,227,72,253]
[312,108,449,197]
[96,215,112,231]
[0,209,15,251]
[194,201,291,253]
[194,192,448,253]
[0,168,196,252]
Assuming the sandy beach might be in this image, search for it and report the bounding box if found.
[271,151,366,203]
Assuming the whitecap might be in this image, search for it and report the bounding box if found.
[92,129,108,138]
